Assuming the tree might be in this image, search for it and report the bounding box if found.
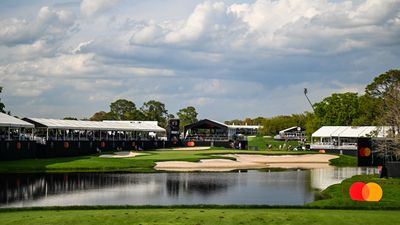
[90,111,113,121]
[140,100,168,127]
[351,95,381,125]
[110,99,137,120]
[366,69,400,98]
[260,114,307,136]
[378,82,400,157]
[0,87,5,113]
[177,106,198,130]
[313,92,360,127]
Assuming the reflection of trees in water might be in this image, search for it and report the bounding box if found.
[0,173,146,205]
[166,173,238,197]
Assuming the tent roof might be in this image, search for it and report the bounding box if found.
[185,119,261,131]
[312,126,388,138]
[184,119,228,131]
[102,121,165,132]
[23,118,165,132]
[279,126,303,133]
[228,124,261,129]
[0,113,34,128]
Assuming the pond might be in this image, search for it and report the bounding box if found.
[0,167,377,208]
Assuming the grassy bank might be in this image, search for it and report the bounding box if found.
[328,154,357,167]
[0,207,397,225]
[308,175,400,209]
[0,149,325,173]
[248,136,299,150]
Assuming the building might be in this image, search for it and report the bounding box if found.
[23,118,166,142]
[0,112,36,160]
[184,119,261,141]
[183,119,261,149]
[1,115,171,160]
[310,126,389,155]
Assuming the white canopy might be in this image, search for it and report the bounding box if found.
[228,124,261,129]
[0,113,34,128]
[103,121,166,132]
[24,118,165,132]
[312,126,388,138]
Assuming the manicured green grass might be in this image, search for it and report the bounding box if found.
[308,175,400,209]
[0,149,316,173]
[0,208,398,225]
[248,136,300,150]
[328,155,357,167]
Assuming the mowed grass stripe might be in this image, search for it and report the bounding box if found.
[0,208,397,225]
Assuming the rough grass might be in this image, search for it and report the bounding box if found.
[0,149,318,173]
[308,175,400,209]
[0,208,398,225]
[328,155,357,167]
[248,136,300,150]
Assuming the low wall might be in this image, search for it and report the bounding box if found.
[0,141,37,161]
[0,140,182,160]
[310,148,358,156]
[36,140,182,158]
[188,140,248,150]
[387,162,400,178]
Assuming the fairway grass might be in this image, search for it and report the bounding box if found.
[0,149,339,173]
[0,208,397,225]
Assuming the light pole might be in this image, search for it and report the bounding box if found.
[304,88,314,112]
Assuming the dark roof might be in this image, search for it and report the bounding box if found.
[184,119,228,131]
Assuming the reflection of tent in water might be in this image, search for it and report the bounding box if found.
[184,119,261,141]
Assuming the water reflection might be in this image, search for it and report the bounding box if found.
[0,167,377,208]
[310,167,378,190]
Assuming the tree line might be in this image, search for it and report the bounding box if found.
[226,69,400,139]
[89,99,198,129]
[1,69,398,140]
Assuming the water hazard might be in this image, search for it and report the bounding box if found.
[0,167,377,207]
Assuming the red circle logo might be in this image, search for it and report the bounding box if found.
[349,182,383,201]
[359,147,371,157]
[186,141,195,147]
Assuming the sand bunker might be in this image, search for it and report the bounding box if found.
[154,154,338,171]
[99,151,147,158]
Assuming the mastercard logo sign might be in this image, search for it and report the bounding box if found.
[359,147,371,157]
[349,182,383,201]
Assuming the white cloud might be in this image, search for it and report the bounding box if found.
[80,0,120,17]
[72,40,93,54]
[1,0,399,119]
[128,0,400,54]
[0,6,75,46]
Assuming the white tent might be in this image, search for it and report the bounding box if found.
[102,121,166,132]
[0,113,34,128]
[312,126,387,139]
[24,118,165,132]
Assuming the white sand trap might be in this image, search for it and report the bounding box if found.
[99,151,147,158]
[154,154,338,171]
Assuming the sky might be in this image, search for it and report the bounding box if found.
[0,0,399,121]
